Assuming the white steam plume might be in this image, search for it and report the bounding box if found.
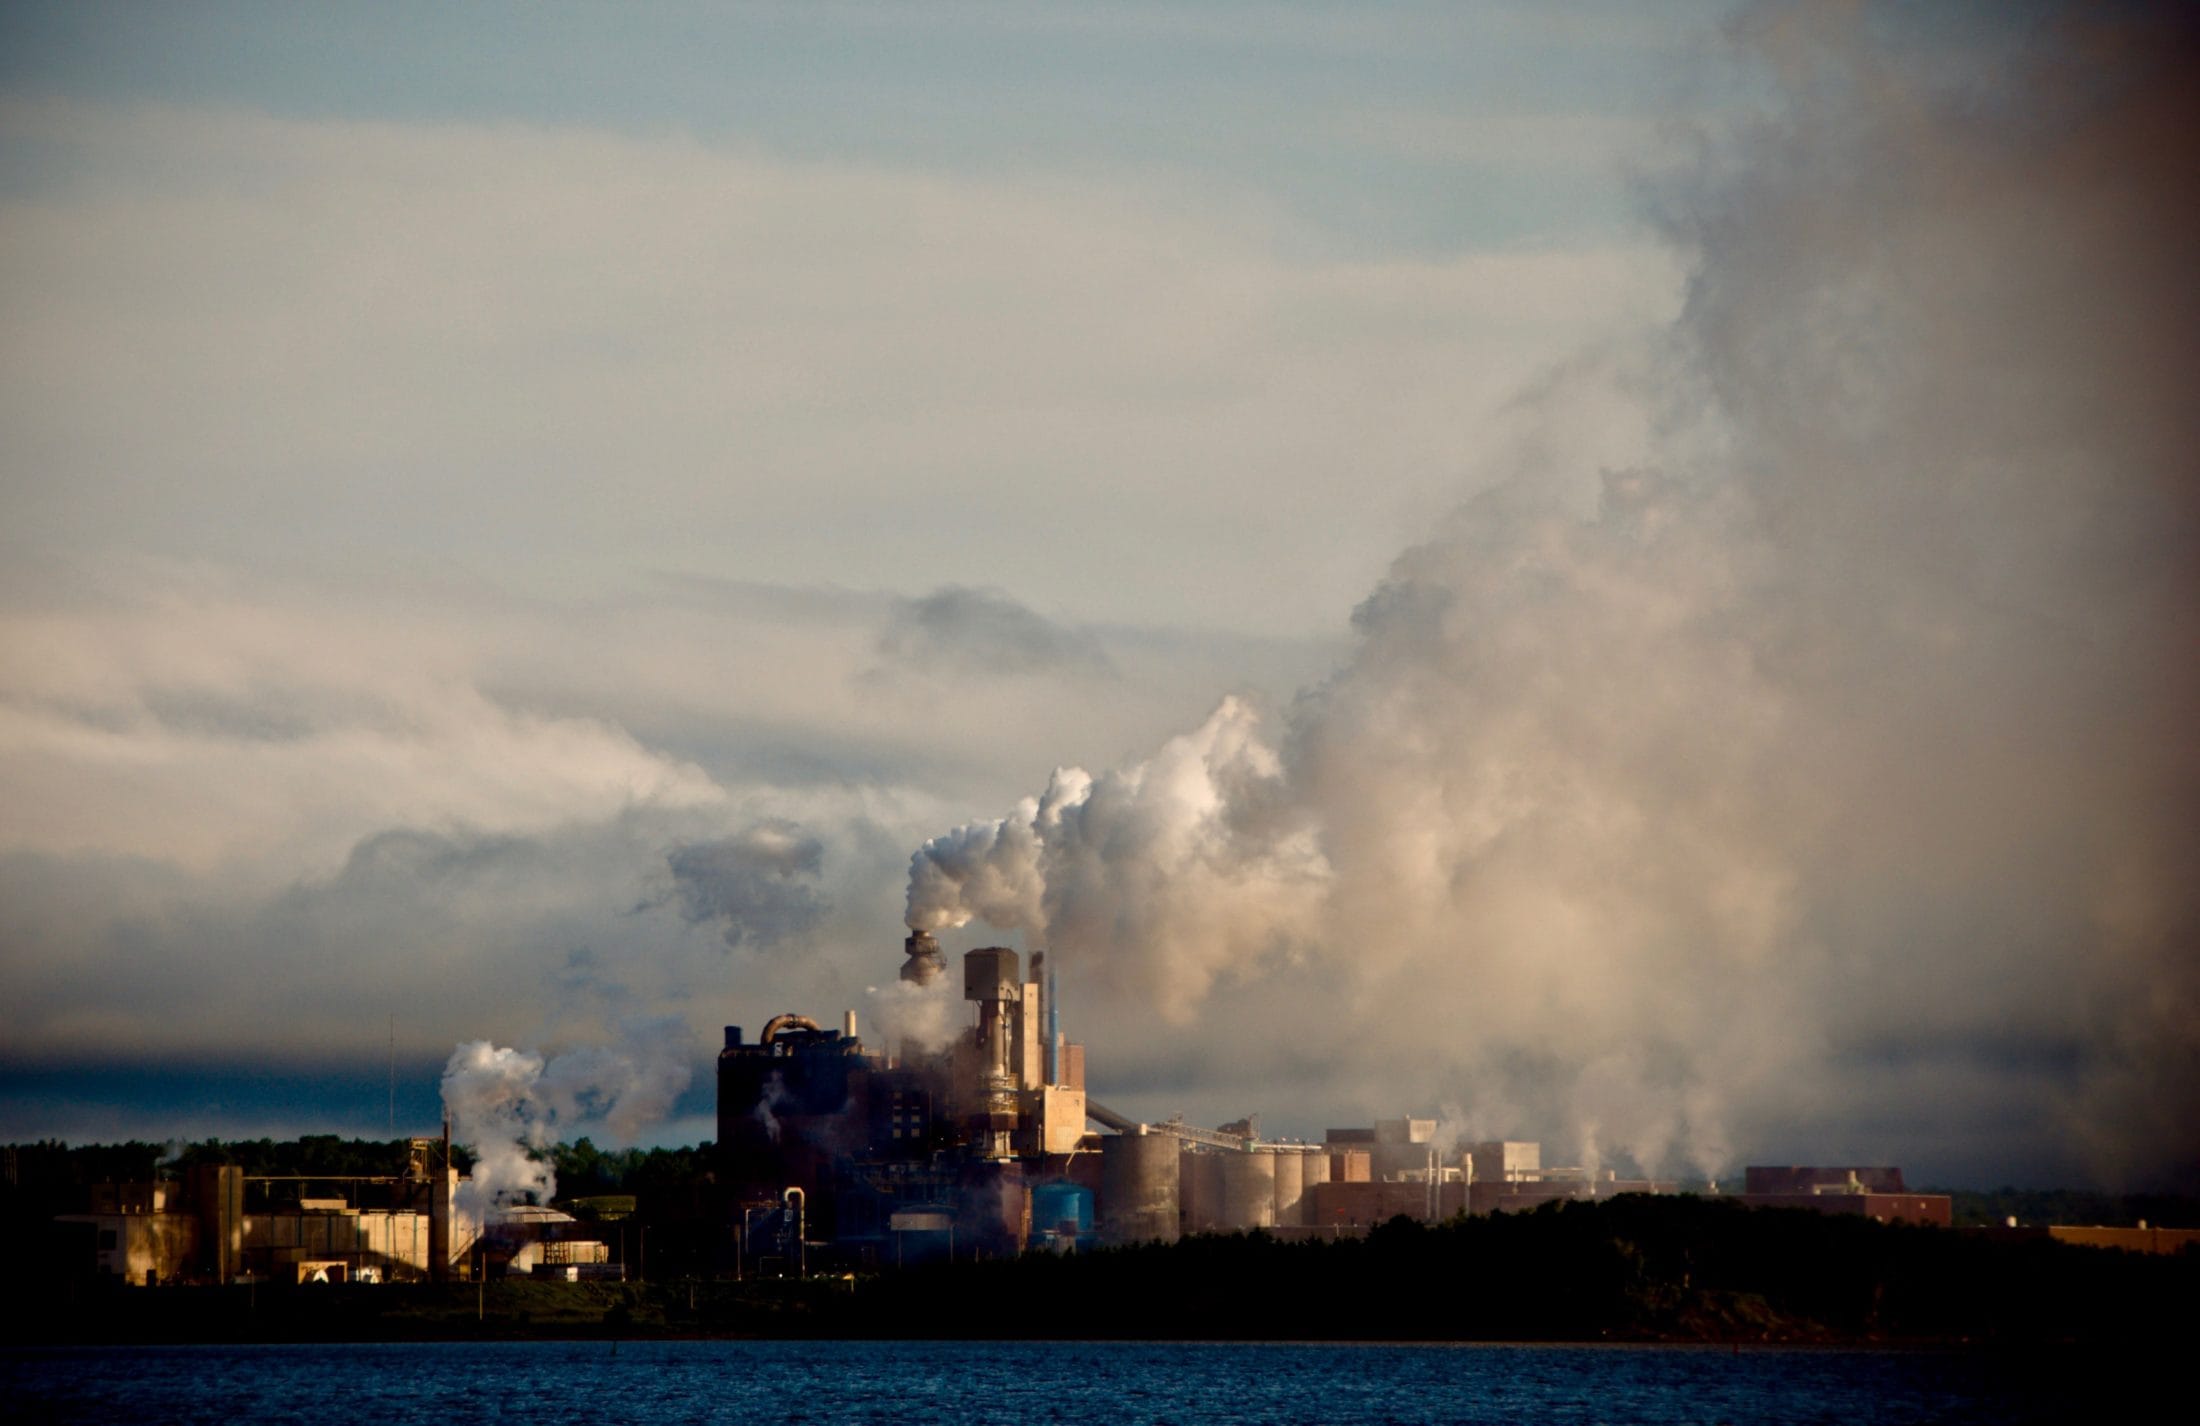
[902,2,2200,1186]
[864,978,958,1055]
[439,1018,693,1219]
[905,695,1330,1009]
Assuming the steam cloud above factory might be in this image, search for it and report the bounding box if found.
[893,1,2200,1185]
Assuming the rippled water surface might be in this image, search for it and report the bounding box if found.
[4,1339,2092,1424]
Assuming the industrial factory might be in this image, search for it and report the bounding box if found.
[717,934,1098,1265]
[714,934,1937,1265]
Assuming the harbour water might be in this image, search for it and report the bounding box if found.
[3,1338,2098,1423]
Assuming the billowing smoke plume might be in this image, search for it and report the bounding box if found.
[440,1019,693,1218]
[905,2,2200,1185]
[906,697,1329,1007]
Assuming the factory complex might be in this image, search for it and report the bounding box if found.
[713,936,1955,1267]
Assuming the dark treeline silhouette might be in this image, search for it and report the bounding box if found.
[1930,1185,2198,1229]
[853,1197,2195,1345]
[547,1138,713,1203]
[4,1136,475,1191]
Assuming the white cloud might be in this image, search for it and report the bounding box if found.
[0,579,723,880]
[0,97,1680,637]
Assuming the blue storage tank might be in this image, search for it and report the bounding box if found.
[1029,1181,1093,1242]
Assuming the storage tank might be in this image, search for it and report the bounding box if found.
[1219,1149,1277,1231]
[1271,1146,1306,1228]
[1301,1146,1331,1228]
[1099,1131,1180,1245]
[1183,1149,1225,1233]
[1030,1181,1093,1246]
[1177,1147,1206,1232]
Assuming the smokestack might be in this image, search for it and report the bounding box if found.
[965,947,1021,1158]
[1030,951,1047,1084]
[842,1009,857,1041]
[1047,960,1060,1085]
[901,928,946,985]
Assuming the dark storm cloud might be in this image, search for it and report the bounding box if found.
[332,827,546,887]
[660,820,831,953]
[878,586,1114,679]
[0,794,916,1143]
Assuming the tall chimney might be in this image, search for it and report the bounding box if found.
[1030,951,1047,1085]
[1046,961,1060,1085]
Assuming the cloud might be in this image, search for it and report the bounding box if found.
[0,560,1332,1120]
[1337,109,1654,172]
[878,586,1114,680]
[661,820,832,953]
[0,569,739,889]
[0,95,1677,637]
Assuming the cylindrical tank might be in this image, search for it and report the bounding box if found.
[1030,1181,1093,1244]
[1219,1149,1277,1231]
[1300,1145,1331,1205]
[1177,1147,1204,1231]
[1099,1132,1180,1245]
[1184,1150,1225,1233]
[1271,1146,1306,1228]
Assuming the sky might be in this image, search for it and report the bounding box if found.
[1,1,2193,1190]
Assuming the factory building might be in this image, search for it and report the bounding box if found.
[1735,1166,1951,1226]
[49,1137,561,1286]
[482,1203,620,1280]
[1967,1223,2200,1255]
[718,939,1098,1263]
[56,1179,202,1288]
[716,936,1415,1257]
